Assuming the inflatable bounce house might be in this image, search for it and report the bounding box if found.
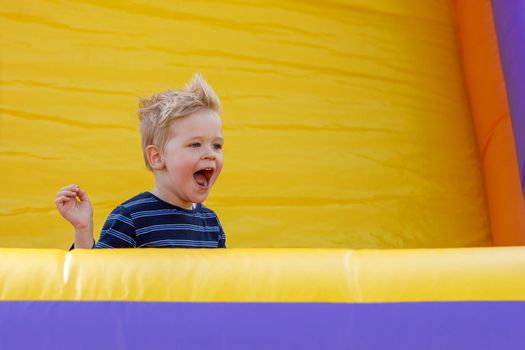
[1,0,524,349]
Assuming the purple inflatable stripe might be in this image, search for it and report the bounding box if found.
[491,0,525,193]
[0,301,524,350]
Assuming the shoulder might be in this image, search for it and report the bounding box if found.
[104,193,159,220]
[195,203,218,216]
[111,192,162,213]
[119,192,158,208]
[196,204,223,227]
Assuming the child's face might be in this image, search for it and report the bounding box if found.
[160,109,223,207]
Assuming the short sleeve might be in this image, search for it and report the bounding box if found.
[95,206,137,248]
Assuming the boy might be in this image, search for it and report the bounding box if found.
[55,73,226,249]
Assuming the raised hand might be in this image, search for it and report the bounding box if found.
[55,184,93,229]
[56,184,94,248]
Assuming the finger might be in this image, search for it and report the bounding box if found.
[60,184,80,191]
[56,190,78,198]
[76,189,90,202]
[55,195,72,206]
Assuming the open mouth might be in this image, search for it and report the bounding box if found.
[193,167,214,188]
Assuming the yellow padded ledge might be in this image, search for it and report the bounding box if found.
[1,247,524,302]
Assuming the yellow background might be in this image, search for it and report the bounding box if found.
[0,0,490,249]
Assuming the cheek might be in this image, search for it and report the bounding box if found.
[179,161,197,178]
[216,157,224,176]
[167,155,197,179]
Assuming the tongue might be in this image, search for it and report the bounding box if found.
[194,171,208,187]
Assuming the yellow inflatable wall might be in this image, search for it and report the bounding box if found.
[2,247,524,302]
[1,0,490,249]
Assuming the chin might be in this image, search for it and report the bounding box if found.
[190,193,209,204]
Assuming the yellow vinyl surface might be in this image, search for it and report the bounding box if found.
[1,247,524,302]
[0,1,490,249]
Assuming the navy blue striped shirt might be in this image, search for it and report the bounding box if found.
[94,192,226,248]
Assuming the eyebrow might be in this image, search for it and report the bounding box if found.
[186,136,224,143]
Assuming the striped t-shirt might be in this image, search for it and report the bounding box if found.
[94,192,226,248]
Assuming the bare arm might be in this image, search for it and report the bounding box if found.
[55,184,94,249]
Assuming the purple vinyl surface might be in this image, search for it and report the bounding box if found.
[0,301,524,350]
[491,0,525,193]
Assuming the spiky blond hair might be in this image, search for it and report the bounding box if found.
[138,73,222,170]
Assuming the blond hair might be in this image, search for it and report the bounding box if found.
[138,73,222,170]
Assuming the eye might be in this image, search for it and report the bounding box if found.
[213,143,223,150]
[189,143,201,148]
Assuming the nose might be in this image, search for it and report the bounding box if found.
[201,145,216,160]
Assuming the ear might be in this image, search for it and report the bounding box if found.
[145,145,164,170]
